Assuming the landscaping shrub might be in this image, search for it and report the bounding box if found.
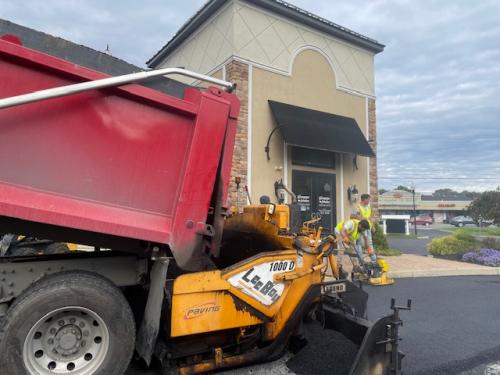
[462,249,500,266]
[372,223,389,251]
[371,223,401,256]
[454,229,478,245]
[481,237,500,250]
[427,230,480,257]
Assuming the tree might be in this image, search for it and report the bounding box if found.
[467,191,500,224]
[433,189,480,200]
[395,185,412,192]
[433,188,458,198]
[379,188,388,195]
[460,190,481,200]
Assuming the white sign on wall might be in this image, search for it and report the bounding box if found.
[318,196,331,206]
[297,194,311,212]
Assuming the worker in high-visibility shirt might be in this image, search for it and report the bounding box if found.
[334,218,372,265]
[352,193,377,263]
[357,193,373,226]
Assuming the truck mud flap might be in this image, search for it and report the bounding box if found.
[320,288,411,375]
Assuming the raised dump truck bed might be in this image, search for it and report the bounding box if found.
[0,36,239,270]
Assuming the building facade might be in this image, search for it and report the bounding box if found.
[379,190,472,223]
[148,0,384,232]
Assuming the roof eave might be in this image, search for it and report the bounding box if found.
[147,0,384,68]
[248,0,385,54]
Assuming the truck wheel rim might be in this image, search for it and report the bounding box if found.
[23,306,110,374]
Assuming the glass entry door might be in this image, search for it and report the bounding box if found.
[292,170,336,233]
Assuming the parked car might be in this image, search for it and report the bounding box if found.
[449,215,475,227]
[410,214,434,226]
[477,218,495,227]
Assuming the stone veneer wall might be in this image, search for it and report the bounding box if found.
[368,98,379,219]
[225,60,249,209]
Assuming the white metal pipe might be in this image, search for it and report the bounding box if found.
[0,67,235,110]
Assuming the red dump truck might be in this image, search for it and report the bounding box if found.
[0,35,409,375]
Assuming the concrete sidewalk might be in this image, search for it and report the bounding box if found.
[384,254,500,278]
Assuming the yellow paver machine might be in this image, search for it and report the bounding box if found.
[167,204,409,374]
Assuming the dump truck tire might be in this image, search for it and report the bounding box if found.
[0,271,135,375]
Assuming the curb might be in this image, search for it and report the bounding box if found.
[389,267,500,278]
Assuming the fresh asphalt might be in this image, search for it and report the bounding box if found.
[366,276,500,375]
[371,226,500,375]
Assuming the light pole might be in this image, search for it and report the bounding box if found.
[411,184,417,236]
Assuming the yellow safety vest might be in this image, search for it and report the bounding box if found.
[358,204,372,227]
[336,219,360,241]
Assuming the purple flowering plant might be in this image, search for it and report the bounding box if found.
[462,248,500,266]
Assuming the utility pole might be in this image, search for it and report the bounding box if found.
[411,184,417,236]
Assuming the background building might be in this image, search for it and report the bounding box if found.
[148,0,384,232]
[379,190,472,222]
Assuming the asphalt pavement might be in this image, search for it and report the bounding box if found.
[388,227,448,256]
[366,276,500,375]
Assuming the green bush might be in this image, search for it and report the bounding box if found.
[427,230,480,257]
[372,223,389,251]
[455,230,480,252]
[454,229,477,244]
[481,237,500,250]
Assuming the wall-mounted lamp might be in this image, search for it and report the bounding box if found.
[274,179,296,204]
[347,185,359,203]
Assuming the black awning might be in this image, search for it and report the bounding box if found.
[268,100,374,157]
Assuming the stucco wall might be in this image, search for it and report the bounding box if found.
[251,49,370,221]
[155,0,376,96]
[155,2,235,83]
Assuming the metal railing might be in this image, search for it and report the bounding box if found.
[0,67,235,110]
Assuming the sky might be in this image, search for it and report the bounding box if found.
[1,0,500,193]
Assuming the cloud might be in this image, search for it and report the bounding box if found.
[303,0,500,192]
[0,0,206,66]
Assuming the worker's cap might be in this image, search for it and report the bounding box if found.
[259,195,271,204]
